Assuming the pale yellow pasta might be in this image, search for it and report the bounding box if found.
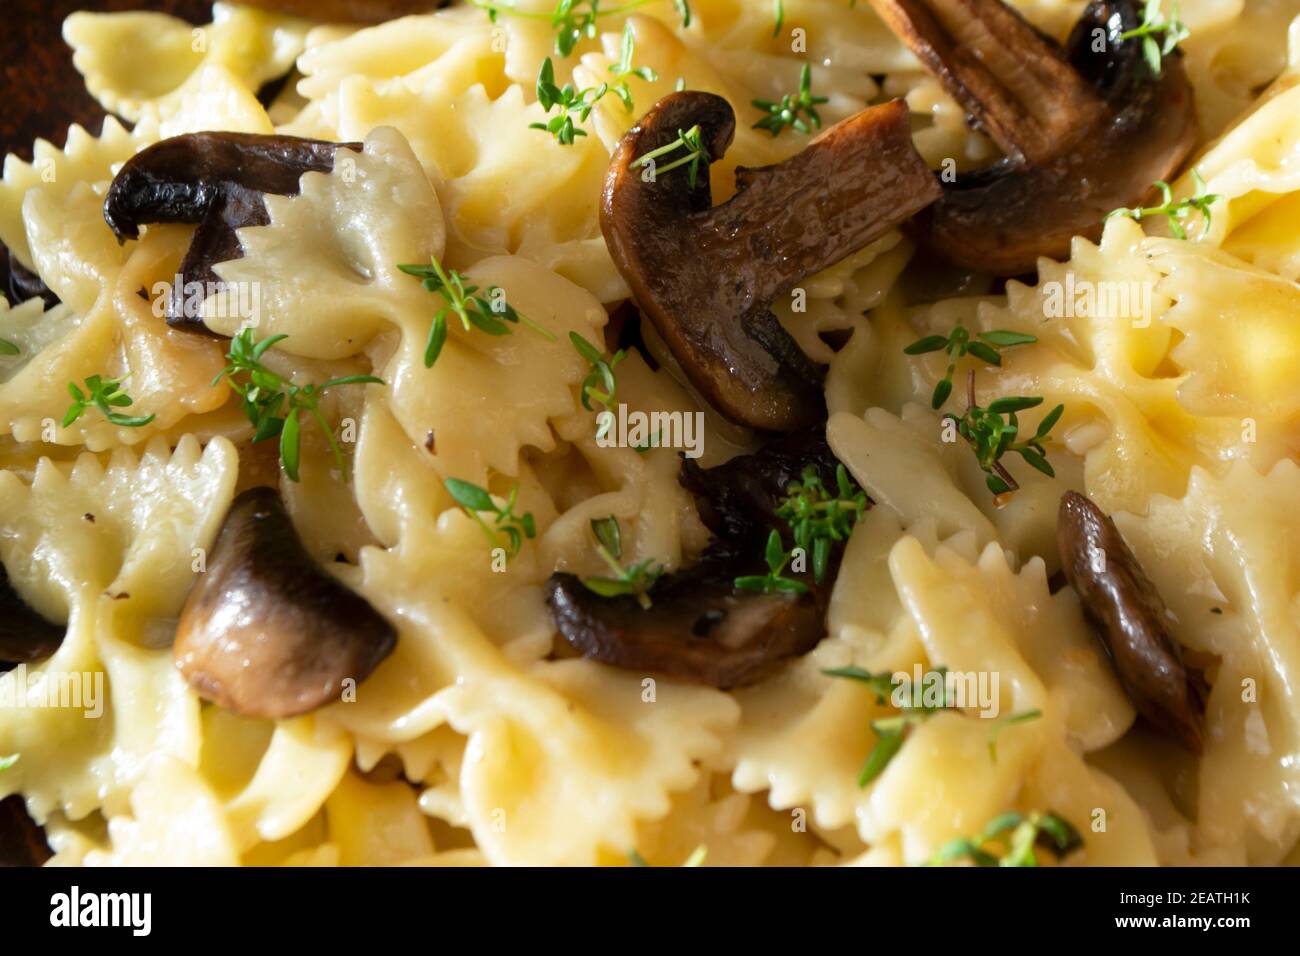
[3,0,1300,868]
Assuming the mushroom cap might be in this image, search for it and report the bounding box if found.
[602,92,940,432]
[1057,491,1206,752]
[174,487,396,719]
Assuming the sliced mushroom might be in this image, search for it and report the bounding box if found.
[174,487,396,718]
[2,248,58,308]
[0,796,51,867]
[0,562,64,668]
[546,431,858,688]
[870,0,1198,275]
[1057,491,1205,752]
[103,132,360,335]
[601,94,941,432]
[241,0,445,22]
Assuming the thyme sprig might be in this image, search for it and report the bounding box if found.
[1107,169,1220,240]
[214,329,382,483]
[570,331,626,441]
[473,0,692,57]
[946,372,1063,497]
[775,464,867,584]
[632,124,709,187]
[904,325,1038,409]
[928,810,1083,867]
[581,516,664,608]
[0,754,17,772]
[1120,0,1190,75]
[398,255,554,368]
[608,21,657,110]
[62,374,155,429]
[824,666,956,785]
[444,477,537,557]
[0,339,18,356]
[532,58,608,144]
[752,64,828,136]
[735,529,809,595]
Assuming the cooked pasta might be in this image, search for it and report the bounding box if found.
[2,0,1300,868]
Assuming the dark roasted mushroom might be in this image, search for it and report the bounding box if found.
[174,487,396,718]
[241,0,445,22]
[547,431,858,688]
[1057,490,1206,752]
[0,795,52,867]
[2,249,58,309]
[0,562,64,669]
[870,0,1198,275]
[601,94,941,433]
[103,133,361,335]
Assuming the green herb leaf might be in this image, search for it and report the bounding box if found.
[62,374,156,430]
[1118,0,1190,75]
[752,64,828,137]
[904,324,1038,410]
[0,338,19,356]
[445,477,537,559]
[775,464,867,584]
[926,809,1083,867]
[1107,168,1219,240]
[632,124,709,188]
[582,515,664,608]
[0,754,17,772]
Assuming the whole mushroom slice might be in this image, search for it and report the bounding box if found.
[546,430,860,688]
[242,0,445,21]
[601,93,941,432]
[0,563,64,668]
[174,487,396,719]
[103,132,361,335]
[1057,491,1206,752]
[870,0,1198,275]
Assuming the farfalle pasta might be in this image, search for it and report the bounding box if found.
[3,0,1300,870]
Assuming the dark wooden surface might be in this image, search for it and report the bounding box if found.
[2,0,213,161]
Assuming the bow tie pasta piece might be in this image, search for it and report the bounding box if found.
[0,436,236,825]
[0,238,229,450]
[0,117,143,279]
[63,2,311,124]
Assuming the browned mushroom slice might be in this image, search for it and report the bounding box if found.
[0,563,64,668]
[2,247,58,308]
[0,796,52,867]
[546,430,859,688]
[1057,491,1205,752]
[872,0,1197,275]
[103,133,361,335]
[601,93,941,432]
[241,0,445,22]
[174,487,396,719]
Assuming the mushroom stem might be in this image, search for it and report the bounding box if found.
[867,0,1107,167]
[602,93,940,433]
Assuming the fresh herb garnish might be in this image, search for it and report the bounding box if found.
[734,529,809,595]
[0,754,17,772]
[62,374,155,429]
[214,328,382,483]
[752,64,828,136]
[444,477,537,557]
[632,124,709,187]
[775,464,867,584]
[1119,0,1190,75]
[398,255,555,367]
[928,810,1082,867]
[531,57,608,144]
[824,666,955,785]
[987,708,1042,762]
[608,21,657,111]
[581,516,664,608]
[0,339,18,356]
[946,372,1063,497]
[570,331,626,442]
[904,325,1038,409]
[473,0,692,57]
[1107,169,1220,240]
[628,844,707,866]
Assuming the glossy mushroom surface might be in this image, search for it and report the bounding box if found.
[103,132,360,335]
[871,0,1198,274]
[1057,490,1206,752]
[174,487,396,719]
[601,93,941,432]
[547,431,859,689]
